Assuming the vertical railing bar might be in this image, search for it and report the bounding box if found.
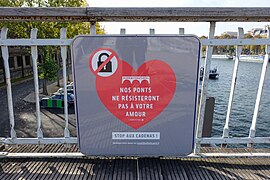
[30,28,43,139]
[149,28,155,35]
[61,28,70,139]
[194,21,216,154]
[249,26,270,140]
[1,28,16,139]
[179,28,185,35]
[90,21,96,35]
[222,28,244,138]
[120,28,126,35]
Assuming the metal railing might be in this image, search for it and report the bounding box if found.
[197,24,270,155]
[1,8,270,157]
[1,27,77,145]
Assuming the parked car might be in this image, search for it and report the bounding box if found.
[57,87,73,94]
[40,93,74,108]
[57,83,74,94]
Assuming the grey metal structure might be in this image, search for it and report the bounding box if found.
[72,35,200,156]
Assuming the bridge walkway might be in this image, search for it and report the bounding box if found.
[0,144,270,179]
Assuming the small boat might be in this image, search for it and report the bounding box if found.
[234,55,264,63]
[200,67,219,80]
[226,54,234,60]
[211,54,233,59]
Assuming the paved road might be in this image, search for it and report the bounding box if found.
[0,79,77,138]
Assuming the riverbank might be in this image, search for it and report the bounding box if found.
[209,54,265,63]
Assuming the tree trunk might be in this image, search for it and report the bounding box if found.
[67,48,70,82]
[56,49,60,87]
[21,58,24,78]
[20,47,24,78]
[43,79,48,95]
[40,51,48,95]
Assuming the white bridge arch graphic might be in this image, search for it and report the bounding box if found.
[122,76,151,84]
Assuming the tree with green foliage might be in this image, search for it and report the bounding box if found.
[38,49,60,95]
[250,34,264,55]
[215,33,236,55]
[199,36,207,53]
[0,0,105,38]
[0,0,105,94]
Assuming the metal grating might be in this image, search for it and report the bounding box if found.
[1,156,270,179]
[1,145,270,179]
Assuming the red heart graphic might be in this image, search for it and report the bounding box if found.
[90,49,176,129]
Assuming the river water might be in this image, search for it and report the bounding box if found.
[204,58,270,147]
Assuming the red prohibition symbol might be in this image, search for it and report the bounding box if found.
[89,48,120,77]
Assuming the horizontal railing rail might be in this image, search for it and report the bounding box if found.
[1,137,77,145]
[2,38,270,46]
[1,7,270,22]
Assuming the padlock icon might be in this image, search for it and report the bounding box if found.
[97,53,112,72]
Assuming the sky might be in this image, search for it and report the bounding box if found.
[87,0,270,36]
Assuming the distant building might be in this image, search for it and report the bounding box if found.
[0,47,69,84]
[247,26,269,36]
[0,47,33,83]
[221,31,237,37]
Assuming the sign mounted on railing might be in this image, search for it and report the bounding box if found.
[72,35,200,156]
